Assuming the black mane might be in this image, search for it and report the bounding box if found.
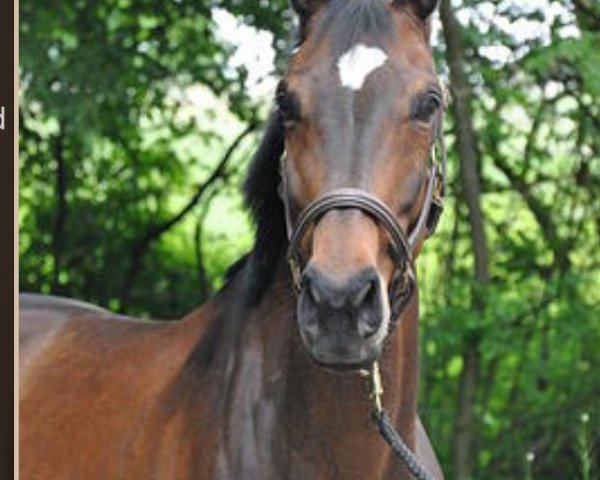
[235,110,287,305]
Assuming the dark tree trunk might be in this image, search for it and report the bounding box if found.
[440,1,491,478]
[453,343,481,479]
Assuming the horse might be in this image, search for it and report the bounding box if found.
[20,0,447,478]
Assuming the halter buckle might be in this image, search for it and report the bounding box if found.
[426,168,444,237]
[438,76,450,108]
[287,254,302,291]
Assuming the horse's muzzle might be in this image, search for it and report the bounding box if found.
[296,266,388,368]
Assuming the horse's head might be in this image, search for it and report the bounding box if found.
[277,0,444,369]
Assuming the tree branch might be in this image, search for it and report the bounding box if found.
[571,0,600,31]
[118,123,257,311]
[51,123,67,294]
[194,189,219,303]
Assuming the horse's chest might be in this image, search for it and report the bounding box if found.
[213,346,288,479]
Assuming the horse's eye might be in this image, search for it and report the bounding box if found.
[276,82,301,125]
[411,92,441,123]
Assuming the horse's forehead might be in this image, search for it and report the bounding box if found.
[337,43,388,91]
[293,41,429,96]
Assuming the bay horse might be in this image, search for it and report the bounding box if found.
[20,0,447,478]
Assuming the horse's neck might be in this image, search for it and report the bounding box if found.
[216,262,420,479]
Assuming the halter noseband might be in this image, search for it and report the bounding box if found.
[281,101,447,326]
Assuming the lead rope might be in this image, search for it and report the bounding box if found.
[368,363,437,480]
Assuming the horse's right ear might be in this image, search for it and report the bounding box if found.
[394,0,439,20]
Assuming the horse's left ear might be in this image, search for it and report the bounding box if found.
[291,0,330,41]
[290,0,329,16]
[394,0,439,20]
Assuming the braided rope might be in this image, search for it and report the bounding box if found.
[372,409,436,480]
[368,363,436,480]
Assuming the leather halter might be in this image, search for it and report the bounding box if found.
[280,95,447,326]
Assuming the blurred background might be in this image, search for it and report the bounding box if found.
[19,0,599,478]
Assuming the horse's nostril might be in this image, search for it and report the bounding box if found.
[302,267,381,311]
[303,269,325,306]
[299,267,385,342]
[357,311,380,338]
[351,278,376,307]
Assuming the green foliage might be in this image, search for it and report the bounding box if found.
[19,0,268,316]
[20,0,600,478]
[420,1,600,477]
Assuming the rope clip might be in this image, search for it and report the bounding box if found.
[370,362,384,415]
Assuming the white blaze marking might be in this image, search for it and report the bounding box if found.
[337,44,388,91]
